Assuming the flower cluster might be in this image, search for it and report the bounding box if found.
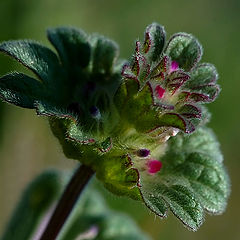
[0,23,229,230]
[120,23,219,135]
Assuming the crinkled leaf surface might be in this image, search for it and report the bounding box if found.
[0,40,62,85]
[187,63,218,88]
[139,127,230,231]
[0,40,69,105]
[165,33,202,71]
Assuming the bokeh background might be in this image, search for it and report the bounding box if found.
[0,0,239,239]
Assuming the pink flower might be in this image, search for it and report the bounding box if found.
[147,159,162,175]
[170,60,179,72]
[155,85,165,99]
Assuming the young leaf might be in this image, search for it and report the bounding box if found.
[47,27,91,68]
[186,63,218,88]
[145,23,166,62]
[91,36,119,75]
[165,33,202,71]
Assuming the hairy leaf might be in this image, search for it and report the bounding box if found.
[96,152,141,201]
[165,33,202,71]
[0,72,45,108]
[0,40,62,84]
[47,27,91,68]
[91,36,119,75]
[145,23,166,62]
[186,63,218,88]
[140,127,230,231]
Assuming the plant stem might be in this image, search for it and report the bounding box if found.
[39,164,95,240]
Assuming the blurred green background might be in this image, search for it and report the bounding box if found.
[0,0,239,239]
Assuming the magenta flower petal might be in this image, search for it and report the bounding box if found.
[147,159,162,174]
[170,61,179,72]
[155,85,165,99]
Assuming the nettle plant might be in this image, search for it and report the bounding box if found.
[0,23,230,240]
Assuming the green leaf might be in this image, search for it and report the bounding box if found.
[35,101,96,145]
[114,81,157,133]
[178,104,201,119]
[141,179,204,231]
[179,87,220,103]
[166,69,190,92]
[158,113,192,133]
[0,40,62,84]
[96,152,141,201]
[1,170,62,240]
[150,55,170,79]
[114,80,196,134]
[182,63,220,102]
[145,23,166,62]
[35,101,78,120]
[47,27,91,68]
[113,79,139,118]
[36,102,141,201]
[0,72,45,108]
[114,81,165,133]
[196,84,220,102]
[91,36,119,75]
[165,33,202,71]
[99,137,112,152]
[140,127,230,231]
[67,120,96,144]
[59,190,150,240]
[127,83,154,131]
[186,63,218,88]
[35,102,96,160]
[177,127,223,162]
